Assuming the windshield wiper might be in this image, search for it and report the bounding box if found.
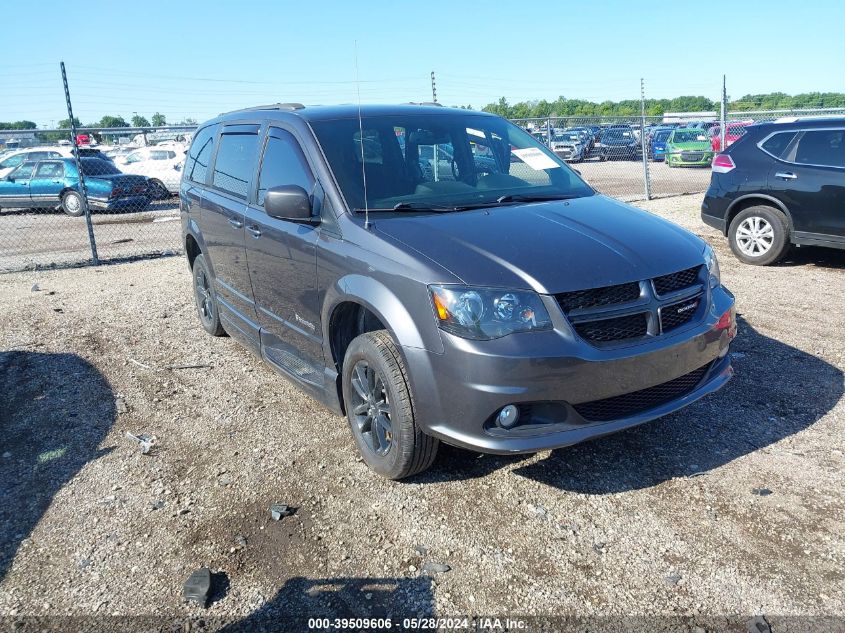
[495,194,580,204]
[352,202,465,213]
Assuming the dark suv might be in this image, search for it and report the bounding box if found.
[702,118,845,265]
[181,103,736,479]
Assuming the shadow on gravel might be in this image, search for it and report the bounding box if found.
[776,245,845,270]
[512,316,843,493]
[0,351,115,582]
[218,576,434,631]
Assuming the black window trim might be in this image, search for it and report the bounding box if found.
[757,126,845,169]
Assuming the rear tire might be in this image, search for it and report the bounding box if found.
[61,191,85,217]
[342,330,439,479]
[192,254,226,336]
[728,205,790,266]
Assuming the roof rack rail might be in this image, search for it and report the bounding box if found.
[405,101,443,107]
[219,103,305,116]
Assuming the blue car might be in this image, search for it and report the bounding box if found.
[649,128,673,161]
[0,157,150,216]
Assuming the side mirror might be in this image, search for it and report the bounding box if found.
[264,185,313,221]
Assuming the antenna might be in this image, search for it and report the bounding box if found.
[354,41,370,229]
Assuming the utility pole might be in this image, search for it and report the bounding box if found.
[430,71,437,103]
[640,77,651,200]
[720,74,727,153]
[60,61,98,265]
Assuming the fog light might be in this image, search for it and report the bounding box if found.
[497,404,520,429]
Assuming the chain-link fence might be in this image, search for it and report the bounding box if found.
[2,108,844,274]
[0,125,195,273]
[512,107,845,204]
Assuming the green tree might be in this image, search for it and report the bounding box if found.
[57,117,82,129]
[0,120,38,130]
[98,115,129,128]
[151,112,167,126]
[131,114,150,128]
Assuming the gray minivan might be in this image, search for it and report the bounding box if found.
[181,103,736,479]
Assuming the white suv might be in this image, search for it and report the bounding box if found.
[117,146,186,198]
[0,148,65,178]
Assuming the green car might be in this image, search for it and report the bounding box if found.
[665,129,714,167]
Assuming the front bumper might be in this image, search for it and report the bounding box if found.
[404,286,735,454]
[553,147,582,161]
[89,195,151,211]
[601,145,638,159]
[666,151,714,166]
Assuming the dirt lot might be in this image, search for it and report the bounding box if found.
[1,194,843,632]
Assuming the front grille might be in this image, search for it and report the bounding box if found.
[572,312,648,343]
[660,296,701,332]
[573,362,712,421]
[556,282,640,314]
[681,152,704,162]
[653,265,701,296]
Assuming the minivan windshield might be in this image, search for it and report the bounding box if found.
[310,113,594,212]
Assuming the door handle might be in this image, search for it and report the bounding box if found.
[775,172,797,180]
[228,217,243,229]
[246,225,262,238]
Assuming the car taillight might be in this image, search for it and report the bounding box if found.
[712,154,735,173]
[110,187,124,198]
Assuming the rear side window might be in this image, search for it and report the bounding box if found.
[257,129,314,206]
[793,130,845,168]
[212,132,259,198]
[34,162,64,178]
[185,125,217,184]
[760,132,797,159]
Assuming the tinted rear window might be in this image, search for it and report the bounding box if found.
[760,132,797,159]
[185,125,217,184]
[793,129,845,167]
[212,133,259,198]
[80,159,119,175]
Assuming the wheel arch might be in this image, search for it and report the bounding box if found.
[322,275,440,413]
[725,194,793,236]
[183,221,214,275]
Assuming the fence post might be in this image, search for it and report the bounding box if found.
[546,117,552,147]
[720,74,728,153]
[60,61,98,265]
[640,78,652,200]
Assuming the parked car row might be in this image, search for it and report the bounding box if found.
[0,142,187,215]
[0,157,152,215]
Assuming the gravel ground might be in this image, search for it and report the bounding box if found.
[0,193,843,632]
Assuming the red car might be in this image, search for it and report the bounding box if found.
[710,121,752,152]
[75,133,92,146]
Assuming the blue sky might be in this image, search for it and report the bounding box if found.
[2,0,843,126]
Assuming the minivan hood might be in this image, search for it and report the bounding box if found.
[373,195,705,293]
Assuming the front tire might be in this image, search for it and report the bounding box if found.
[62,191,85,217]
[192,254,226,336]
[342,330,438,479]
[728,205,790,266]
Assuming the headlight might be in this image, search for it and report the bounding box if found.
[703,244,720,289]
[429,285,552,340]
